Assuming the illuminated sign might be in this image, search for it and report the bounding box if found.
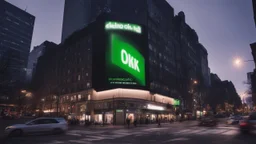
[105,21,146,87]
[173,99,180,106]
[105,21,142,34]
[147,104,165,111]
[116,109,123,112]
[121,49,140,72]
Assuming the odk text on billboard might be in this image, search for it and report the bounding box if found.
[105,21,147,88]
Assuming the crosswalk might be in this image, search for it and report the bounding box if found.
[44,126,247,144]
[172,126,240,136]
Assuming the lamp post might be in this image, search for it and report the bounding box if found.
[233,58,254,67]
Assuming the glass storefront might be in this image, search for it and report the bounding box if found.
[94,114,103,123]
[104,113,113,124]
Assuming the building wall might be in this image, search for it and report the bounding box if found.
[0,1,35,100]
[61,0,147,42]
[55,0,209,110]
[26,41,57,83]
[147,0,177,97]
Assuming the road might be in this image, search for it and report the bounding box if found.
[1,120,256,144]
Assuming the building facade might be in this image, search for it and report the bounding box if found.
[34,15,180,124]
[61,0,147,42]
[26,41,57,83]
[0,1,35,101]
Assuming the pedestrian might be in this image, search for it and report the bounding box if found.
[126,118,130,128]
[158,118,161,127]
[134,119,137,127]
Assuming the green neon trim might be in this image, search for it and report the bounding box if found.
[105,21,142,34]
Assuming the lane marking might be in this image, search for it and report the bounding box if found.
[66,132,82,136]
[162,137,190,143]
[69,140,92,144]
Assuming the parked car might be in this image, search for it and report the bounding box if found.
[199,116,218,127]
[239,112,256,134]
[4,117,68,137]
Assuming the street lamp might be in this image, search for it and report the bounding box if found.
[193,80,198,84]
[21,90,27,93]
[233,58,254,67]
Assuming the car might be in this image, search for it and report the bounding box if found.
[4,117,68,137]
[226,116,243,125]
[199,117,218,127]
[239,112,256,134]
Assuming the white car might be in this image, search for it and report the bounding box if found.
[4,117,68,137]
[226,116,243,125]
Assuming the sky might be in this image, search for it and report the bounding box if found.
[6,0,256,97]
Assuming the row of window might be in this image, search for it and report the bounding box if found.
[45,93,91,103]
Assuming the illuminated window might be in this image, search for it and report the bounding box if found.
[78,75,81,81]
[88,94,91,100]
[87,82,90,87]
[78,94,81,100]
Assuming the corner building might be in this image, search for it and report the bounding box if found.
[34,14,180,125]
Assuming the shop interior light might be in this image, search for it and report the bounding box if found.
[147,104,164,111]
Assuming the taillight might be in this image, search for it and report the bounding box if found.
[240,122,248,126]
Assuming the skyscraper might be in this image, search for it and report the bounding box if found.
[0,1,35,100]
[60,0,210,111]
[61,0,147,42]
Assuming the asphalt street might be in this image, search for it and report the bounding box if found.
[1,120,256,144]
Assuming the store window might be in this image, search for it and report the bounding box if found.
[78,75,81,81]
[78,94,81,100]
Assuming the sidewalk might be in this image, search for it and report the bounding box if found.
[68,120,199,130]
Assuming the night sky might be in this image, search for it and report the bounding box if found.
[6,0,256,98]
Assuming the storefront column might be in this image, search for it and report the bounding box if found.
[90,110,94,122]
[102,112,105,126]
[124,108,126,125]
[113,110,116,125]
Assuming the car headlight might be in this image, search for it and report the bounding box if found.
[5,126,12,130]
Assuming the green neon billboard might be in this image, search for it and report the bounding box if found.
[110,34,145,86]
[105,21,146,87]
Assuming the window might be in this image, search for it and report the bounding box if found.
[40,119,59,124]
[74,95,77,101]
[27,120,40,125]
[78,94,81,100]
[87,82,90,87]
[78,75,81,81]
[88,94,91,100]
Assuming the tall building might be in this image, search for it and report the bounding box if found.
[34,14,181,124]
[0,1,35,101]
[61,0,147,42]
[26,41,57,83]
[252,0,256,27]
[250,0,256,105]
[206,73,241,111]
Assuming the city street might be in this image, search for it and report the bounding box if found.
[1,120,256,144]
